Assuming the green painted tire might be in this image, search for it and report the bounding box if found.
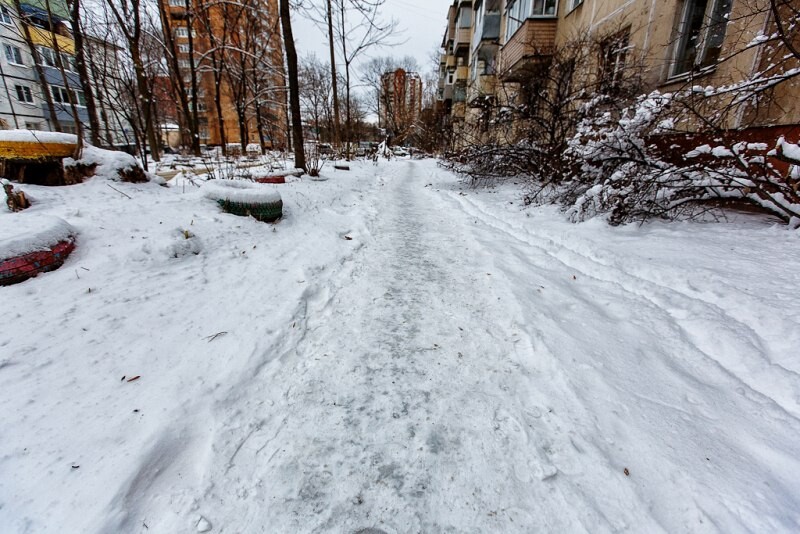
[217,198,283,222]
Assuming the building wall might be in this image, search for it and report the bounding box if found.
[161,0,287,150]
[0,1,132,145]
[439,0,800,146]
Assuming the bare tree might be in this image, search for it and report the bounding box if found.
[329,0,397,158]
[280,0,306,170]
[101,0,161,164]
[299,54,333,143]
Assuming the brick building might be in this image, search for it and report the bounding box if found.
[437,0,800,149]
[159,0,287,150]
[379,68,423,144]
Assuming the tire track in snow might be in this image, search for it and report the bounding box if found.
[447,190,800,420]
[429,178,800,532]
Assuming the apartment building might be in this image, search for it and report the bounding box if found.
[159,0,287,150]
[438,0,800,148]
[0,1,129,143]
[379,68,423,144]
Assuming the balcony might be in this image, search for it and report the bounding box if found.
[498,19,558,81]
[442,85,454,102]
[472,12,501,51]
[445,55,457,69]
[453,27,471,53]
[455,65,469,82]
[467,74,498,108]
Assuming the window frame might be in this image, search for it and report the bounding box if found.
[599,29,631,94]
[0,6,13,26]
[15,84,33,104]
[4,44,24,66]
[670,0,733,78]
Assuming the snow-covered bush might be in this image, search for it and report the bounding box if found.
[64,145,150,183]
[563,91,800,226]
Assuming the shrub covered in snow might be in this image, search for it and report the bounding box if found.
[64,145,150,183]
[562,92,800,225]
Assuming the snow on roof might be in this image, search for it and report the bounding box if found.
[0,213,75,261]
[0,130,78,145]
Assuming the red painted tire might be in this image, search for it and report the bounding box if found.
[0,216,76,286]
[255,176,286,184]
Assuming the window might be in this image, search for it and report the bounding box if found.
[600,29,630,94]
[25,122,41,130]
[178,59,191,69]
[568,0,583,11]
[672,0,733,76]
[0,6,13,25]
[15,85,33,103]
[178,44,190,53]
[4,44,23,65]
[175,27,195,38]
[51,86,84,106]
[73,89,86,106]
[39,46,57,67]
[458,6,472,29]
[169,0,185,5]
[61,52,76,71]
[505,0,557,41]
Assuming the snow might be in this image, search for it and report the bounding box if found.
[202,179,282,204]
[777,136,800,164]
[0,129,77,144]
[1,160,799,532]
[0,212,75,260]
[64,145,149,182]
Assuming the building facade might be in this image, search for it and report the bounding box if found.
[438,0,800,149]
[159,0,287,150]
[379,68,423,144]
[0,0,130,144]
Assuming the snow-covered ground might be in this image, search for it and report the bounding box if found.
[1,159,799,533]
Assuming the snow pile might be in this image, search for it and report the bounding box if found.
[777,136,800,164]
[65,145,150,183]
[165,228,203,259]
[0,129,77,145]
[0,213,75,260]
[202,179,281,204]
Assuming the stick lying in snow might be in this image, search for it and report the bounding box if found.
[106,183,132,199]
[204,331,228,342]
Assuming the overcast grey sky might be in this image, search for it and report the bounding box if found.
[292,0,452,76]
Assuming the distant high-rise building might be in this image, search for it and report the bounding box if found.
[379,68,422,144]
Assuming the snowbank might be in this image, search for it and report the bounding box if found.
[0,213,75,260]
[64,145,150,183]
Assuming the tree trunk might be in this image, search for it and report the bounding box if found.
[327,0,341,149]
[67,0,101,146]
[279,0,305,171]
